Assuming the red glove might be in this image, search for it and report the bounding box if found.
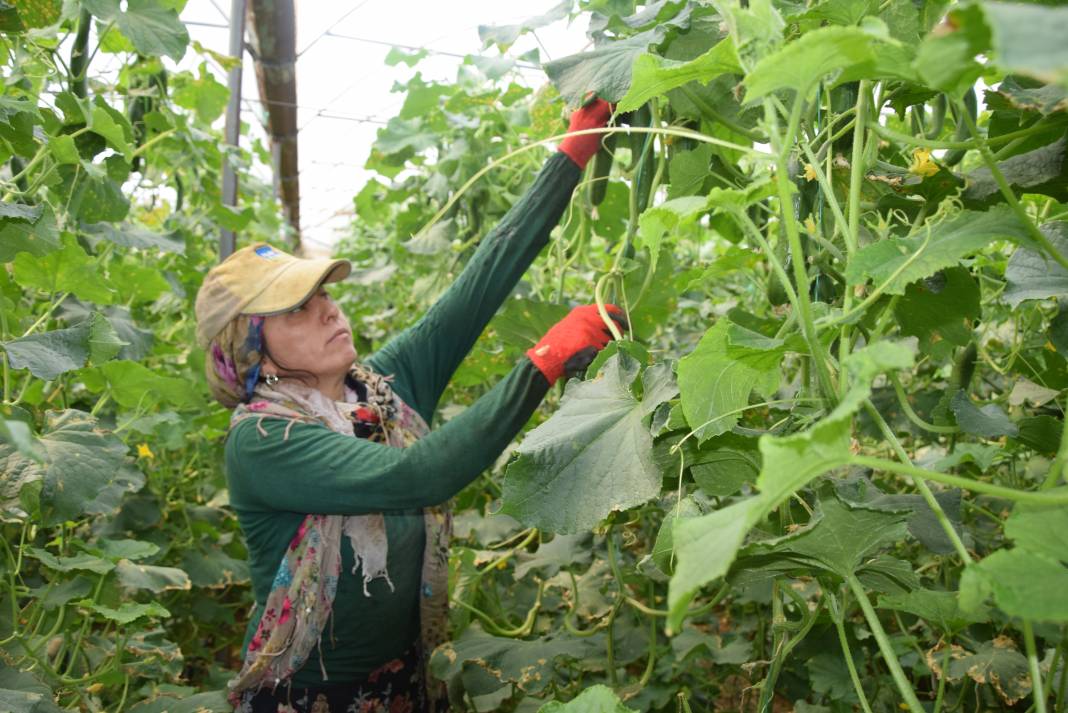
[527,304,627,386]
[557,97,614,169]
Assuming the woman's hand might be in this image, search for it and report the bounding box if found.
[557,97,614,169]
[527,304,627,386]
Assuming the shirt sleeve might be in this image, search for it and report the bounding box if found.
[367,152,581,424]
[225,357,549,515]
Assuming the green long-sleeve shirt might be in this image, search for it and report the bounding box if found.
[225,152,580,686]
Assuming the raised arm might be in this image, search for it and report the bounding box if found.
[226,303,624,515]
[367,100,613,424]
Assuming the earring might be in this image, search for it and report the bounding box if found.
[265,373,279,386]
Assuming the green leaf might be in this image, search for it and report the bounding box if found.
[545,29,664,105]
[25,548,114,575]
[677,320,782,441]
[83,600,170,624]
[87,312,126,363]
[761,496,908,576]
[0,410,127,526]
[96,538,160,561]
[538,685,637,713]
[691,444,760,498]
[617,39,741,113]
[0,419,45,463]
[987,76,1068,116]
[502,354,678,533]
[172,63,229,124]
[2,324,90,380]
[115,559,191,593]
[667,341,908,630]
[12,234,114,304]
[86,0,189,60]
[90,104,131,157]
[960,498,1068,622]
[180,546,251,588]
[0,205,60,261]
[845,206,1031,295]
[478,0,570,49]
[978,1,1068,85]
[965,137,1067,208]
[894,267,980,360]
[81,221,185,254]
[743,26,875,101]
[47,133,80,165]
[943,638,1033,707]
[1002,221,1068,307]
[879,589,989,634]
[950,391,1018,438]
[430,627,590,695]
[0,201,41,221]
[96,360,199,409]
[635,196,706,274]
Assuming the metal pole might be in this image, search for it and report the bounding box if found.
[219,0,248,260]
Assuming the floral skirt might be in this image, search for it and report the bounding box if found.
[235,641,434,713]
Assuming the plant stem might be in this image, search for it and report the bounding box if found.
[1023,620,1047,713]
[852,454,1068,505]
[1041,394,1068,490]
[846,574,925,713]
[890,375,959,435]
[766,96,837,400]
[872,120,1056,151]
[828,592,875,713]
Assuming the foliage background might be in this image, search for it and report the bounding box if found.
[2,0,1068,712]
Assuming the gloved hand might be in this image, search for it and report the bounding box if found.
[527,304,627,386]
[557,97,614,169]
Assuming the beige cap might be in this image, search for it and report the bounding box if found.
[194,243,351,347]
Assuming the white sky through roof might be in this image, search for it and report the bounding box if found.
[178,1,590,254]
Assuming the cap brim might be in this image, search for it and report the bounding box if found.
[243,258,352,315]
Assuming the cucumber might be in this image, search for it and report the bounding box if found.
[588,132,615,206]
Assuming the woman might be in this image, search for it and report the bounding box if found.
[194,99,622,713]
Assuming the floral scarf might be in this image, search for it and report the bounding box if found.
[212,321,450,709]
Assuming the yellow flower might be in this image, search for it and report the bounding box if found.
[803,163,817,181]
[908,148,939,177]
[136,443,155,460]
[804,216,818,235]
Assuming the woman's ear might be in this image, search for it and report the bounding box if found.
[260,354,277,378]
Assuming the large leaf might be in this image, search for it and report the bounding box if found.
[12,234,114,304]
[0,206,60,261]
[845,206,1032,295]
[743,494,910,578]
[545,29,664,105]
[114,559,191,593]
[667,342,912,630]
[743,26,875,100]
[430,626,591,695]
[538,685,637,713]
[894,268,980,360]
[965,136,1067,208]
[502,354,677,533]
[960,498,1068,622]
[617,39,741,113]
[677,320,782,441]
[879,588,989,634]
[478,0,571,49]
[82,221,185,254]
[978,2,1068,85]
[0,410,127,526]
[94,360,199,409]
[950,391,1019,438]
[1,314,122,380]
[1002,221,1068,307]
[84,0,188,60]
[2,325,89,380]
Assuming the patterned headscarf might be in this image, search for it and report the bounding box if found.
[205,315,266,408]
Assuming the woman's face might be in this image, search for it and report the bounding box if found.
[260,287,356,383]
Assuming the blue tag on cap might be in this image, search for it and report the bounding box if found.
[255,245,282,260]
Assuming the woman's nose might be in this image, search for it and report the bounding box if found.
[319,294,340,322]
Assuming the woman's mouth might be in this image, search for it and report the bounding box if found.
[327,328,349,345]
